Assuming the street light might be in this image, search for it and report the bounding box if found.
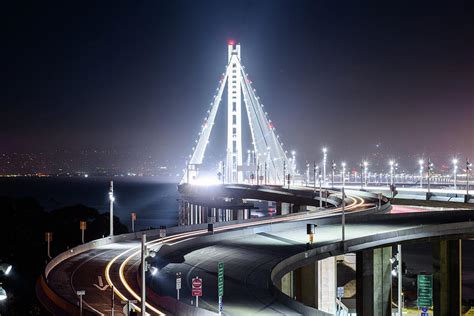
[452,158,458,190]
[427,159,434,194]
[141,233,157,315]
[331,161,336,188]
[389,160,395,186]
[418,159,424,188]
[109,181,115,237]
[0,264,12,276]
[363,161,368,187]
[322,147,328,185]
[467,159,472,196]
[341,162,346,187]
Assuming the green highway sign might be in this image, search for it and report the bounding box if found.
[218,262,224,297]
[417,274,433,307]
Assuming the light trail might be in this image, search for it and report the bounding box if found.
[105,193,366,315]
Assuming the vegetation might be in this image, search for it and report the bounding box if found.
[0,197,127,315]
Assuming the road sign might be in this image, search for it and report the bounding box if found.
[337,286,344,298]
[176,277,182,290]
[192,277,203,297]
[421,307,428,312]
[80,221,87,230]
[417,274,433,307]
[131,212,137,220]
[218,262,224,297]
[45,232,53,242]
[76,290,85,296]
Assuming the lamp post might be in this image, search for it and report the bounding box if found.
[322,147,327,184]
[363,161,368,187]
[467,159,472,195]
[341,187,346,243]
[109,181,115,237]
[306,162,310,186]
[291,151,296,174]
[341,162,346,187]
[76,290,85,316]
[389,160,395,186]
[359,163,364,189]
[319,172,323,209]
[331,161,336,188]
[140,233,157,315]
[427,159,433,194]
[418,159,424,188]
[283,161,286,187]
[452,158,458,190]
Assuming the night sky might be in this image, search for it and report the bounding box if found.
[2,1,473,169]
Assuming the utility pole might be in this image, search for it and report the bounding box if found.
[109,181,115,237]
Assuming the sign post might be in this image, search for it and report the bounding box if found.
[159,225,166,244]
[131,212,136,233]
[76,290,85,316]
[80,221,87,244]
[45,232,53,259]
[218,262,224,315]
[336,286,344,315]
[417,274,433,314]
[176,272,182,301]
[192,276,202,308]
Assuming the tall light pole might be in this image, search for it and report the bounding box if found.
[397,244,402,316]
[452,158,458,190]
[363,161,368,187]
[341,187,346,243]
[467,159,472,196]
[331,161,336,188]
[306,162,310,186]
[341,162,346,187]
[319,171,323,209]
[427,159,433,194]
[291,150,296,174]
[322,147,327,185]
[359,162,364,189]
[389,160,395,186]
[109,181,115,237]
[140,233,157,315]
[418,159,424,188]
[313,162,318,192]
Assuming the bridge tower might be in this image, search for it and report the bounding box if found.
[182,41,292,185]
[226,41,243,183]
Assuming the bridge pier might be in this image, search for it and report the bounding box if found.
[356,246,392,316]
[432,239,462,316]
[276,202,290,215]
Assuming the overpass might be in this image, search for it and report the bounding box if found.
[36,185,474,315]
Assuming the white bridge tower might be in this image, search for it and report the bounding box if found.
[182,41,292,185]
[226,42,243,183]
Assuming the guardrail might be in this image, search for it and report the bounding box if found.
[39,189,387,315]
[270,210,474,315]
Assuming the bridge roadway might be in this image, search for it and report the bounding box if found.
[39,187,474,315]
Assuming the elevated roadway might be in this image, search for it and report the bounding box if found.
[37,185,474,315]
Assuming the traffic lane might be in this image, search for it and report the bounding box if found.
[71,246,131,315]
[150,222,419,315]
[150,237,303,315]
